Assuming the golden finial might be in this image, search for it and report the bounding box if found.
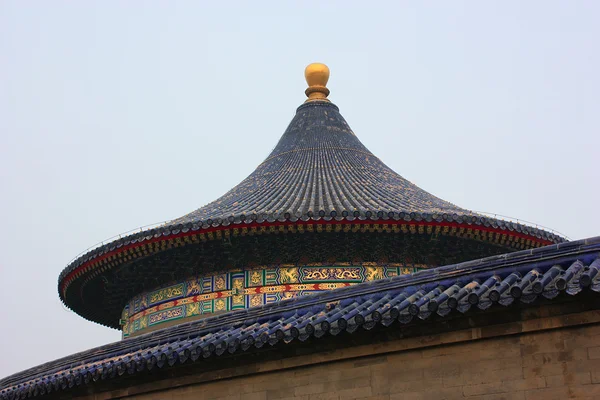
[304,63,330,102]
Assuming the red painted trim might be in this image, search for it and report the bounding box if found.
[60,219,553,295]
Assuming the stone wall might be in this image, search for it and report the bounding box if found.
[85,313,600,400]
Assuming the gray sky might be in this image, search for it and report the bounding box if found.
[1,1,598,379]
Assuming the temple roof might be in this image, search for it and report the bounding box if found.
[5,236,600,399]
[57,64,565,329]
[172,100,466,224]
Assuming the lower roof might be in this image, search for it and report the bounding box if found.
[4,236,599,399]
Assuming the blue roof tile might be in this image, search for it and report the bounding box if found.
[3,236,600,399]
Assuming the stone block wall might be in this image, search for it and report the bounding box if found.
[113,321,600,400]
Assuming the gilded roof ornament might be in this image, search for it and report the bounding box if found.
[304,62,330,102]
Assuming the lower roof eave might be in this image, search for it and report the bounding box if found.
[2,236,599,399]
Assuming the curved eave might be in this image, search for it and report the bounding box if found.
[58,213,565,326]
[6,236,599,399]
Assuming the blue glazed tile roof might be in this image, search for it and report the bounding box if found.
[59,101,565,283]
[57,100,564,328]
[4,236,600,399]
[173,101,466,222]
[165,101,559,246]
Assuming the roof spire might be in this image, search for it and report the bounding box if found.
[304,63,330,102]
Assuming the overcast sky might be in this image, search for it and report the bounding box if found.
[1,1,598,379]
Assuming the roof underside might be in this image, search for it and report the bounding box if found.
[63,231,521,329]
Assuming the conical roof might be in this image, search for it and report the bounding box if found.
[58,64,564,329]
[172,100,465,224]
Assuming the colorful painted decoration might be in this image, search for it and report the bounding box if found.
[121,263,423,337]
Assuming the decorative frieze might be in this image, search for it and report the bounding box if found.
[121,263,423,337]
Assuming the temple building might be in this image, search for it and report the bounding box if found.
[1,64,599,399]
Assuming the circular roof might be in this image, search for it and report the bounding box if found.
[172,100,467,224]
[58,64,565,328]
